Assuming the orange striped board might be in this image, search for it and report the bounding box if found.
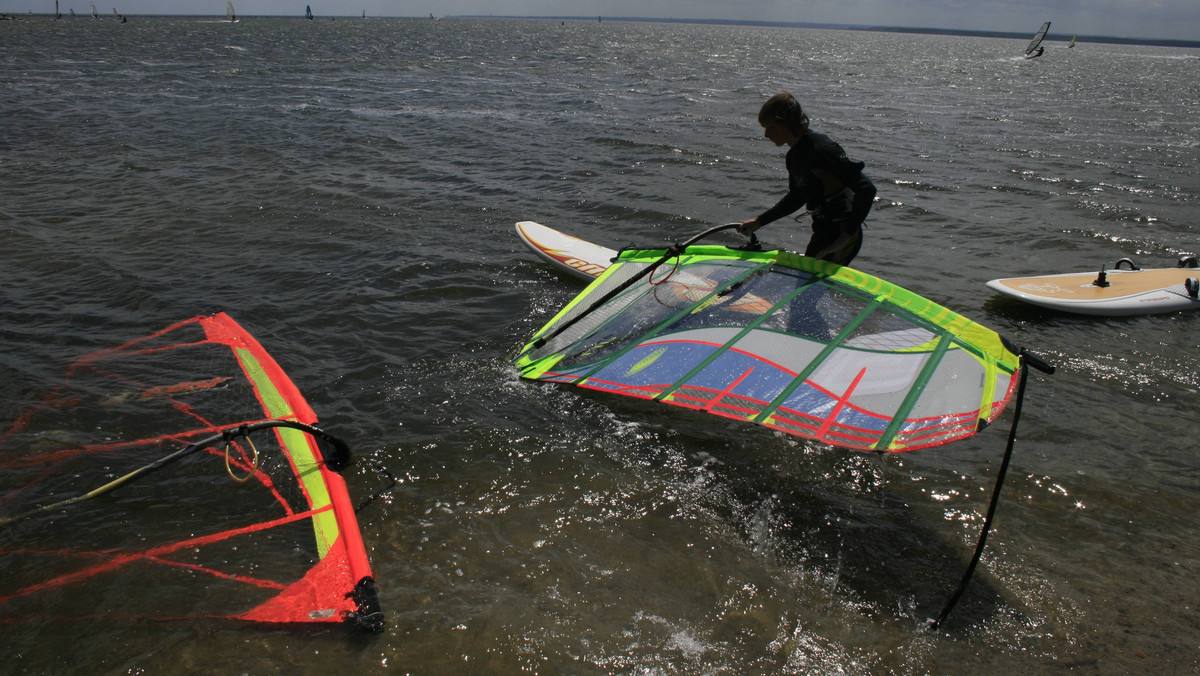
[516,221,616,281]
[987,265,1200,316]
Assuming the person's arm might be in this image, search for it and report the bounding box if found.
[737,217,761,236]
[739,184,804,236]
[744,145,809,235]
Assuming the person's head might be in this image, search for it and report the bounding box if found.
[758,92,809,146]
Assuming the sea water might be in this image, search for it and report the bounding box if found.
[2,16,1198,675]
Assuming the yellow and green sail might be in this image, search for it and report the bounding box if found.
[516,246,1021,452]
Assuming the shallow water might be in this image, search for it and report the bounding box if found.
[2,16,1198,674]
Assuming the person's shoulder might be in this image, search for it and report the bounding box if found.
[798,131,848,163]
[805,130,842,150]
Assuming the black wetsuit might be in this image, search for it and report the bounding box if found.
[756,131,876,266]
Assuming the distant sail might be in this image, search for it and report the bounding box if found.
[305,4,313,20]
[226,0,236,22]
[90,1,97,18]
[1025,21,1050,59]
[1067,35,1077,48]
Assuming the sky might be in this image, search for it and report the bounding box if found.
[24,1,1200,43]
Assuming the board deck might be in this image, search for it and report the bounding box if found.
[987,265,1200,316]
[516,221,616,281]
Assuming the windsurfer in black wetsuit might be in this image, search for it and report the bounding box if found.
[738,92,876,267]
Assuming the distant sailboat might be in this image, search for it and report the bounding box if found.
[90,2,98,19]
[1067,35,1077,48]
[1025,21,1050,59]
[305,4,313,20]
[55,0,61,19]
[226,0,237,22]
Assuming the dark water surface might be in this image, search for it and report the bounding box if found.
[2,16,1198,675]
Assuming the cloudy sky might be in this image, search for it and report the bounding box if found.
[36,1,1200,42]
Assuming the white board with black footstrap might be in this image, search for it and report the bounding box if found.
[987,257,1200,316]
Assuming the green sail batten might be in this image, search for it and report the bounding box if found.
[977,351,1002,423]
[873,333,953,450]
[753,297,884,426]
[656,267,823,404]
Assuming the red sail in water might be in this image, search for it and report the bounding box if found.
[0,313,382,630]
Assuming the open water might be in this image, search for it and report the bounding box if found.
[2,15,1198,675]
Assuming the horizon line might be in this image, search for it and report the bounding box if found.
[5,11,1198,48]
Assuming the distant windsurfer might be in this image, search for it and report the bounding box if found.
[738,92,876,266]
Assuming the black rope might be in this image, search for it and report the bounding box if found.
[927,348,1053,630]
[354,458,400,513]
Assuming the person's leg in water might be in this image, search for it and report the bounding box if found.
[804,189,863,268]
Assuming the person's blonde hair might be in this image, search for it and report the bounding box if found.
[758,92,809,134]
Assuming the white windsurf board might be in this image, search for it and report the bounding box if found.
[987,262,1199,316]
